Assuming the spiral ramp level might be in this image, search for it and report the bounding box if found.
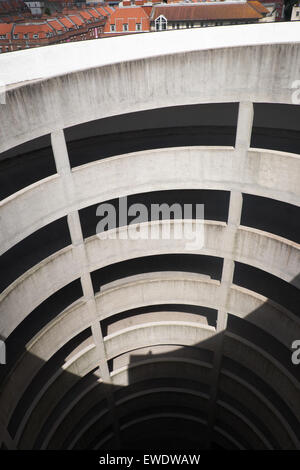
[0,22,299,450]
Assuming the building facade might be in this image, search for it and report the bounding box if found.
[103,4,149,33]
[150,2,268,31]
[291,1,300,20]
[0,5,109,52]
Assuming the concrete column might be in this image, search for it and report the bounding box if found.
[51,130,71,175]
[207,102,254,447]
[50,129,121,447]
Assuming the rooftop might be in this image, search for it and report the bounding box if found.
[0,22,12,33]
[109,5,150,19]
[151,3,264,20]
[13,22,53,33]
[248,1,269,14]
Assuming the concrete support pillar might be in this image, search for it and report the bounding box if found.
[51,130,71,175]
[235,101,254,152]
[206,102,254,447]
[48,129,121,448]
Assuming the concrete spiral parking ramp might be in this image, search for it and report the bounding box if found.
[0,22,299,449]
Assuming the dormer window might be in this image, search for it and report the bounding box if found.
[155,15,167,31]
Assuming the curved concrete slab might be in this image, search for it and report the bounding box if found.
[1,147,300,255]
[0,23,299,151]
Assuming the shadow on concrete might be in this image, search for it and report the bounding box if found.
[0,268,299,450]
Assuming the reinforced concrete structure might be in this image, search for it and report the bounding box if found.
[0,22,299,449]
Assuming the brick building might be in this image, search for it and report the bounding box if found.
[0,5,110,52]
[103,4,150,33]
[150,2,269,31]
[291,1,300,20]
[0,0,284,52]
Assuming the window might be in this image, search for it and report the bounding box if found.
[110,24,115,32]
[155,15,167,31]
[296,10,300,16]
[176,23,180,29]
[23,33,28,39]
[136,23,141,31]
[33,34,39,39]
[13,34,19,39]
[123,23,128,31]
[0,34,6,39]
[0,47,2,53]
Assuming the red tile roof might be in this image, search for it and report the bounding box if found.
[0,23,12,34]
[95,7,109,17]
[13,22,54,38]
[142,5,152,15]
[59,17,75,29]
[0,16,15,22]
[61,8,77,14]
[79,10,93,20]
[0,0,26,12]
[248,1,269,14]
[88,8,101,18]
[14,23,53,33]
[47,19,65,31]
[104,6,150,33]
[68,14,85,25]
[110,6,150,20]
[0,5,107,47]
[103,5,115,14]
[151,3,263,21]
